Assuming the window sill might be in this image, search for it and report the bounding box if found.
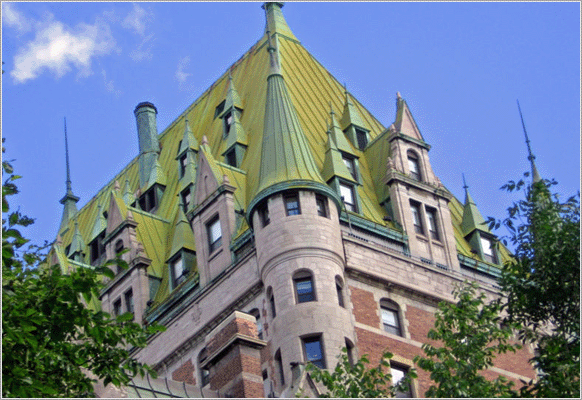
[208,247,223,262]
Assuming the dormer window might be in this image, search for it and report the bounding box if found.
[139,187,158,213]
[225,148,237,167]
[181,189,191,213]
[340,183,357,213]
[407,151,421,181]
[224,111,233,136]
[355,128,368,150]
[179,154,188,178]
[214,100,225,119]
[342,155,357,181]
[207,216,222,253]
[169,249,195,290]
[480,236,498,264]
[90,231,106,266]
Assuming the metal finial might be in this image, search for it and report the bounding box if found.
[64,117,73,194]
[517,100,541,182]
[462,173,468,191]
[329,101,334,115]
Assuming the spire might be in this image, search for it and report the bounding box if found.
[247,25,341,221]
[68,221,86,262]
[262,2,298,42]
[340,87,367,130]
[393,92,424,141]
[266,29,281,76]
[221,72,243,116]
[177,118,199,157]
[59,117,80,233]
[179,151,198,192]
[168,202,196,259]
[517,100,541,183]
[461,174,488,236]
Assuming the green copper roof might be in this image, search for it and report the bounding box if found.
[68,222,86,258]
[179,151,197,192]
[145,157,167,190]
[224,111,248,149]
[220,74,243,117]
[340,90,368,130]
[461,179,489,236]
[263,2,298,42]
[90,205,107,241]
[329,108,356,157]
[59,192,80,233]
[177,118,199,157]
[122,178,135,205]
[168,204,196,260]
[322,128,358,183]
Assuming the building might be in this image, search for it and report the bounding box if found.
[49,3,536,397]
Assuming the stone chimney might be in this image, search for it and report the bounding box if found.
[134,102,160,187]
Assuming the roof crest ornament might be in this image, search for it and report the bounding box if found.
[517,100,541,183]
[64,117,74,195]
[462,173,468,191]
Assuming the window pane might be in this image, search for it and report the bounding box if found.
[316,196,328,218]
[285,195,300,216]
[340,184,355,211]
[356,128,367,150]
[480,237,493,256]
[304,338,325,368]
[343,156,357,180]
[408,155,420,181]
[296,278,315,303]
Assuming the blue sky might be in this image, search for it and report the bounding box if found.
[2,2,580,248]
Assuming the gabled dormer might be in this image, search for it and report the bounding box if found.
[176,118,199,177]
[217,73,244,139]
[340,89,370,151]
[221,111,248,168]
[67,221,86,263]
[461,176,500,265]
[89,205,107,266]
[166,204,197,290]
[122,178,135,206]
[138,157,167,214]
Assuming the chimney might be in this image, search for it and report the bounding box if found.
[134,102,160,187]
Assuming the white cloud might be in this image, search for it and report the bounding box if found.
[101,68,122,96]
[2,3,31,32]
[129,33,154,62]
[10,16,116,84]
[122,3,152,36]
[175,56,192,88]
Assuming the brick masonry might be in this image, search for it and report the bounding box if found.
[171,359,196,385]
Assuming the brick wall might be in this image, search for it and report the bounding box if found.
[206,317,258,355]
[171,359,196,385]
[350,285,379,327]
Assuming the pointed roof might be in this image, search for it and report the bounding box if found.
[262,2,298,42]
[224,111,248,150]
[248,31,340,219]
[461,175,489,236]
[177,118,199,157]
[329,107,356,156]
[59,117,80,232]
[220,73,243,116]
[322,127,358,183]
[122,178,135,205]
[145,157,168,190]
[393,92,425,142]
[168,204,196,259]
[90,205,107,241]
[340,88,368,130]
[179,151,197,192]
[68,222,86,258]
[517,100,541,183]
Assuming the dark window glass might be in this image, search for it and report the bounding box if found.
[410,202,424,235]
[316,195,328,218]
[199,348,210,386]
[226,149,237,167]
[303,336,326,369]
[268,289,277,319]
[295,276,315,303]
[113,298,122,317]
[224,112,232,135]
[250,309,263,340]
[275,350,285,385]
[139,188,158,213]
[285,194,301,216]
[90,231,106,266]
[260,203,270,227]
[345,339,354,366]
[124,289,134,315]
[336,281,345,308]
[426,208,439,241]
[342,156,357,181]
[381,302,402,336]
[180,154,188,177]
[181,190,191,213]
[355,128,368,150]
[407,153,421,181]
[214,100,225,118]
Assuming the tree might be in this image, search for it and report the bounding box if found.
[414,282,520,398]
[489,176,580,397]
[306,348,416,398]
[2,144,165,397]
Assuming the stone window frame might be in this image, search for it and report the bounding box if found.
[249,308,263,340]
[124,288,134,316]
[275,349,285,386]
[409,200,424,236]
[267,286,277,319]
[301,334,326,369]
[206,215,222,254]
[89,231,106,266]
[315,194,329,218]
[198,347,210,387]
[335,275,345,308]
[425,206,440,241]
[407,150,422,182]
[284,192,301,216]
[380,298,403,337]
[293,269,317,304]
[390,361,414,398]
[339,181,358,213]
[112,297,122,317]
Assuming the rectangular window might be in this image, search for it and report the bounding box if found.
[224,112,233,135]
[181,190,191,213]
[170,256,186,288]
[381,305,402,336]
[426,207,440,241]
[295,276,315,303]
[391,364,413,398]
[355,128,368,150]
[259,203,270,227]
[342,155,357,181]
[179,154,188,178]
[480,237,498,264]
[139,188,158,213]
[269,292,277,318]
[113,298,122,317]
[214,100,225,118]
[207,217,222,253]
[90,232,106,266]
[225,149,237,167]
[285,193,301,216]
[340,183,357,213]
[124,289,134,315]
[336,282,345,308]
[303,336,326,369]
[316,195,328,218]
[410,202,424,235]
[275,350,285,385]
[407,154,421,181]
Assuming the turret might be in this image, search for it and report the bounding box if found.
[134,102,160,188]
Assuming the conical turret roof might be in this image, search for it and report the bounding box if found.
[461,175,489,236]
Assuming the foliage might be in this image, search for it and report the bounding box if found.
[414,282,520,397]
[306,347,416,398]
[488,176,580,397]
[2,146,165,398]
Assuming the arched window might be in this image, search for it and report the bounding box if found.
[335,276,345,308]
[345,338,355,366]
[275,349,285,386]
[407,151,421,181]
[293,270,316,303]
[198,348,210,387]
[380,299,403,337]
[250,308,263,340]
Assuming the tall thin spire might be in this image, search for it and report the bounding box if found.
[517,100,541,183]
[59,117,80,233]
